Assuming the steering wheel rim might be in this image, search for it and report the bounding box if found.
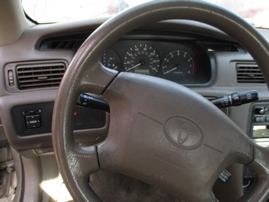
[52,1,269,201]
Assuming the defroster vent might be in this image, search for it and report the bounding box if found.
[236,63,265,84]
[16,63,66,90]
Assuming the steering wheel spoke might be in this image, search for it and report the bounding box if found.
[239,145,269,201]
[65,145,101,201]
[66,145,99,177]
[78,61,118,95]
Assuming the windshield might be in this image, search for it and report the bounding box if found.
[22,0,269,28]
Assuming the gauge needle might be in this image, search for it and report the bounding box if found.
[126,63,141,72]
[113,66,119,70]
[164,67,177,75]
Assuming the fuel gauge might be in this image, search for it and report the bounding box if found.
[102,49,122,71]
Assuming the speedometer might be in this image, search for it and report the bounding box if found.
[123,44,160,75]
[162,50,195,82]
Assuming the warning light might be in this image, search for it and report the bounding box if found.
[74,112,78,117]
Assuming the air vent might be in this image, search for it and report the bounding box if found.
[40,39,84,51]
[236,63,265,83]
[37,32,92,51]
[202,43,242,52]
[16,63,66,90]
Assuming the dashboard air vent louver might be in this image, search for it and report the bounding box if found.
[201,43,243,52]
[37,32,92,51]
[16,63,66,90]
[41,39,84,51]
[236,63,265,84]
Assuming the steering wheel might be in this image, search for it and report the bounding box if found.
[52,1,269,201]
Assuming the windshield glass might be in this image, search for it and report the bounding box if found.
[22,0,269,28]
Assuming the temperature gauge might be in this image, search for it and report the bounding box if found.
[102,49,122,71]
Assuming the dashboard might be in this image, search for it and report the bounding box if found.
[0,19,268,154]
[35,27,246,90]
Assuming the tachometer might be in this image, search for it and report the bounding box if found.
[123,44,160,75]
[162,50,195,82]
[102,49,121,71]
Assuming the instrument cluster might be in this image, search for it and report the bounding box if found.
[102,40,212,85]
